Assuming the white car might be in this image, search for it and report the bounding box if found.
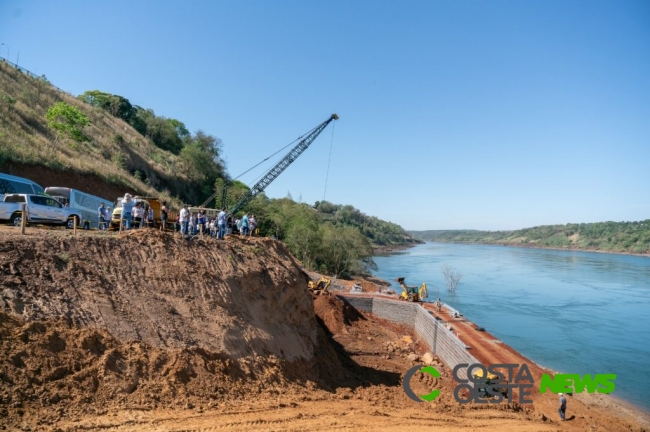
[0,194,81,228]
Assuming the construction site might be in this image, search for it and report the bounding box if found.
[1,226,648,431]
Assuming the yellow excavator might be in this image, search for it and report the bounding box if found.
[396,277,428,302]
[308,277,331,295]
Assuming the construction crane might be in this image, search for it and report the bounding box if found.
[201,113,339,213]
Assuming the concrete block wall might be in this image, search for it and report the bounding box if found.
[414,307,477,381]
[337,295,478,379]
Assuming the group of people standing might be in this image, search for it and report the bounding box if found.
[111,194,259,239]
[115,193,155,230]
[177,205,257,239]
[234,213,257,236]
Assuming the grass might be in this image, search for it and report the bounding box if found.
[0,60,189,206]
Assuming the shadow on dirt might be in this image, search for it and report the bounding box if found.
[314,314,401,390]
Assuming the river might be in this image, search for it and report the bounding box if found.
[372,242,650,409]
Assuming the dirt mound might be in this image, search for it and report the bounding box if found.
[312,294,364,334]
[0,312,319,426]
[0,231,317,360]
[0,230,352,425]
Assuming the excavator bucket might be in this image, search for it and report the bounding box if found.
[396,277,405,283]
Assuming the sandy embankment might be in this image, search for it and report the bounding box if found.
[0,226,647,431]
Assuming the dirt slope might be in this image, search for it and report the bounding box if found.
[0,227,647,431]
[1,230,318,360]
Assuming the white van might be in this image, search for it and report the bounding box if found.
[44,187,113,228]
[0,173,45,196]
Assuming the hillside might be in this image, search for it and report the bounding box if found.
[410,220,650,255]
[0,59,205,205]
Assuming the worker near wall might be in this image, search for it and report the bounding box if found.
[558,393,567,421]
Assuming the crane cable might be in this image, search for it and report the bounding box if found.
[231,123,321,182]
[323,120,336,200]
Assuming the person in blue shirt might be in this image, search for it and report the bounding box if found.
[197,210,207,235]
[241,213,249,236]
[98,203,108,231]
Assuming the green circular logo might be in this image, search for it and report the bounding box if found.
[403,365,441,402]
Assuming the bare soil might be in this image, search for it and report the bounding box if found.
[0,225,647,431]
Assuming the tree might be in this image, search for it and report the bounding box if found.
[285,206,321,269]
[46,102,90,143]
[442,264,463,294]
[78,90,136,123]
[319,224,374,277]
[215,179,250,211]
[180,131,225,183]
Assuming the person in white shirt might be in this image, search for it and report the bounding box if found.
[179,205,190,235]
[217,209,227,239]
[133,203,144,229]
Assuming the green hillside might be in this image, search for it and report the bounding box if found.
[411,220,650,254]
[0,60,223,206]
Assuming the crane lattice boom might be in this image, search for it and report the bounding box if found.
[228,113,338,215]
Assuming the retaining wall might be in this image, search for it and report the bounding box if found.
[339,295,478,380]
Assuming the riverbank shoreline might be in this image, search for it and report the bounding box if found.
[372,240,423,255]
[321,270,650,420]
[425,240,650,258]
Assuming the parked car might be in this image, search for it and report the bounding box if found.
[0,194,81,228]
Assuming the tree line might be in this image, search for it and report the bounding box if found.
[242,196,418,277]
[77,90,226,204]
[410,220,650,254]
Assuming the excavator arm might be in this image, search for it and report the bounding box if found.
[419,283,428,300]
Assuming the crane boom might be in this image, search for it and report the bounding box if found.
[228,113,338,215]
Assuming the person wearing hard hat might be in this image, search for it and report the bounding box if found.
[558,393,567,421]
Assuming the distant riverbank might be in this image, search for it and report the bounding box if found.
[372,240,422,255]
[428,240,650,258]
[410,221,650,256]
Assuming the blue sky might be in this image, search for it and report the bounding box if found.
[1,1,648,230]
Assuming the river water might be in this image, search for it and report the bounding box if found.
[372,242,650,409]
